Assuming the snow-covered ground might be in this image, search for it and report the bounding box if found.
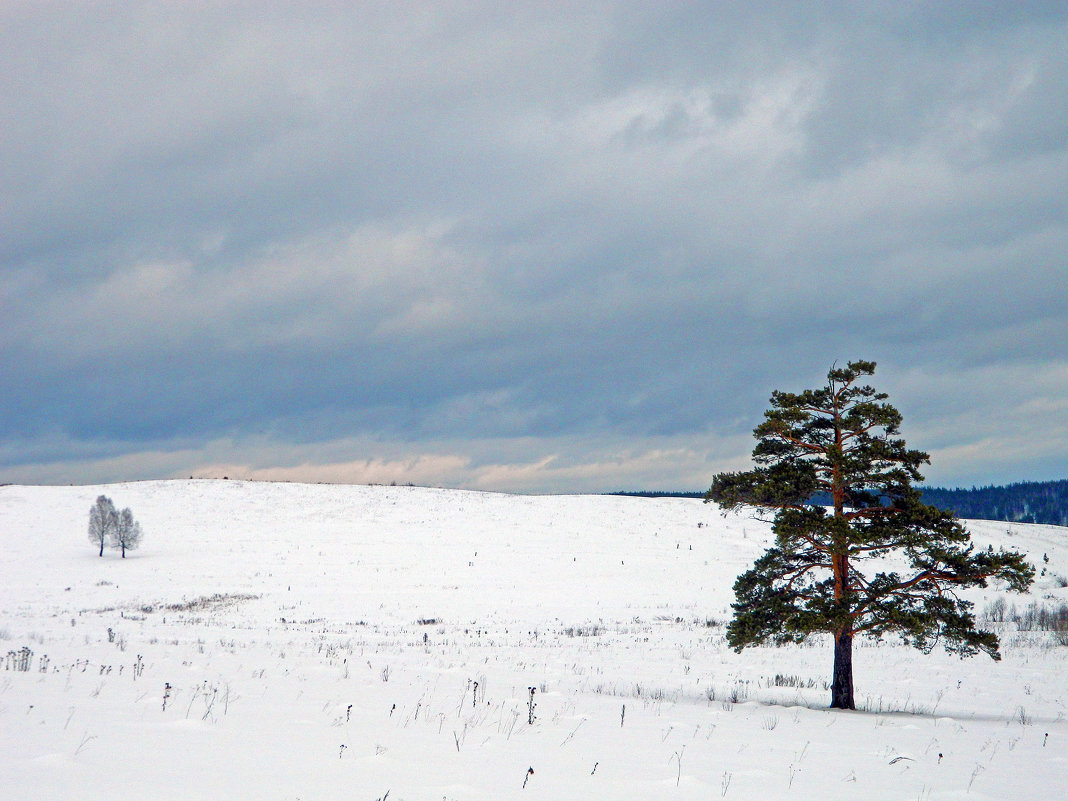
[1,480,1065,800]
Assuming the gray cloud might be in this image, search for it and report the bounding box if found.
[2,2,1066,491]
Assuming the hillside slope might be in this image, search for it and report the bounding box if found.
[1,481,1065,800]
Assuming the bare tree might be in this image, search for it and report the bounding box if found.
[88,495,118,557]
[113,506,143,558]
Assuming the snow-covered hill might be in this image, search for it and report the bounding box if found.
[1,481,1065,800]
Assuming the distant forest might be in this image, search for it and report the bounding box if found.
[917,480,1068,527]
[612,479,1068,527]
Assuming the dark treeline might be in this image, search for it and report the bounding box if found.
[917,479,1068,527]
[610,491,704,499]
[612,479,1068,527]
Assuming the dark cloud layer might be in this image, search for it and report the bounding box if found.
[2,2,1066,492]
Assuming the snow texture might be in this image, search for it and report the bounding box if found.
[1,480,1065,799]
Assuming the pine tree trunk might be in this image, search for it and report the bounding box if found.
[830,630,855,709]
[99,539,104,557]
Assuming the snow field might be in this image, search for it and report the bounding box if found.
[1,481,1065,799]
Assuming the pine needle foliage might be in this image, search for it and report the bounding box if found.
[705,360,1033,709]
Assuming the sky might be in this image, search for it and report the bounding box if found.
[2,1,1067,494]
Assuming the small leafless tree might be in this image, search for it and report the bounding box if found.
[113,506,142,558]
[88,496,143,557]
[88,496,117,557]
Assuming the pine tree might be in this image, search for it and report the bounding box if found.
[705,360,1033,709]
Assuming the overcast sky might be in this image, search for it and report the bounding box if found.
[3,2,1066,493]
